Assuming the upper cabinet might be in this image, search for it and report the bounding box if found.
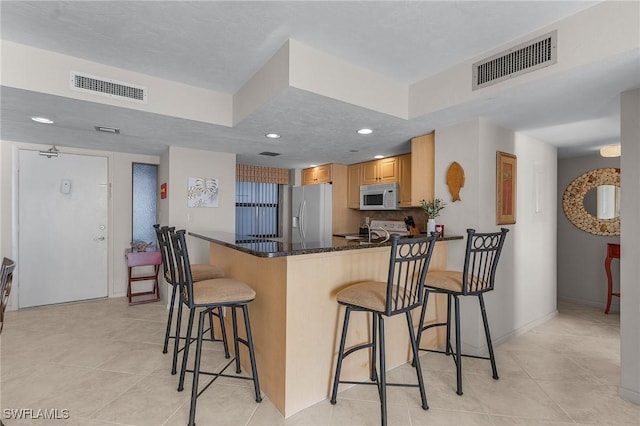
[347,163,361,209]
[345,132,434,209]
[398,153,412,207]
[346,132,434,209]
[301,164,333,185]
[399,132,434,208]
[361,157,399,185]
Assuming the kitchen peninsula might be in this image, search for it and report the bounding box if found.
[190,231,461,418]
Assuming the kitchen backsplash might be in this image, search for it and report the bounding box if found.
[357,208,428,231]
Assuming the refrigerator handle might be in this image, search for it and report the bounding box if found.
[299,199,306,240]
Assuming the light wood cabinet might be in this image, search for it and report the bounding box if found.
[401,132,435,207]
[347,132,434,209]
[361,157,399,185]
[347,163,361,209]
[301,164,332,185]
[398,153,412,207]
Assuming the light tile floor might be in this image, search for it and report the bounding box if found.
[1,298,638,425]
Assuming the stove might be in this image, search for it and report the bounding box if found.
[370,220,408,236]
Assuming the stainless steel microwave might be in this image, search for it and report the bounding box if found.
[360,182,399,210]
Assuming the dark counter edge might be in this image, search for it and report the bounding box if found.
[189,231,463,259]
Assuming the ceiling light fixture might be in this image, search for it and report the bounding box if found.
[374,155,384,159]
[309,164,318,168]
[95,126,120,134]
[265,133,281,139]
[600,144,621,158]
[31,116,54,124]
[357,128,373,135]
[38,145,59,158]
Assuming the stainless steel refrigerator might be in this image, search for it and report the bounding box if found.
[291,183,332,243]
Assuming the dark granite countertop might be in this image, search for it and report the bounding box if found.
[189,230,463,258]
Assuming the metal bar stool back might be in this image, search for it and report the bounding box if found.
[330,235,437,426]
[0,257,16,335]
[170,229,261,426]
[154,224,228,375]
[415,228,508,395]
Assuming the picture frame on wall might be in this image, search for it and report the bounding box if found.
[496,151,517,225]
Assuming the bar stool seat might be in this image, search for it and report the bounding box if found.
[176,263,225,283]
[331,235,436,426]
[190,278,255,305]
[337,282,406,312]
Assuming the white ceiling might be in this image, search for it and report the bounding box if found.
[1,0,638,168]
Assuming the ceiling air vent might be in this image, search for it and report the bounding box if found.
[472,30,557,90]
[259,152,281,157]
[70,71,147,103]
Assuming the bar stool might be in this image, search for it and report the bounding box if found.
[0,257,10,426]
[330,235,436,426]
[171,229,261,426]
[1,257,16,335]
[154,224,228,375]
[415,228,508,395]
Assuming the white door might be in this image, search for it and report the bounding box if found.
[18,150,108,308]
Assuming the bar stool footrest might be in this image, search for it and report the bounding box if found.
[418,347,492,361]
[337,379,422,389]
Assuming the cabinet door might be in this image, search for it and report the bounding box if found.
[361,161,379,185]
[314,165,332,184]
[301,168,316,185]
[347,163,361,209]
[378,157,398,183]
[409,133,435,205]
[398,154,412,207]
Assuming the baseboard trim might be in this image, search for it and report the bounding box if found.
[460,309,559,356]
[619,386,640,405]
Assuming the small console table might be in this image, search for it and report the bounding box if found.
[604,243,620,314]
[125,249,162,305]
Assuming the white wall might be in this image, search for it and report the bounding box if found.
[434,118,557,353]
[557,154,620,308]
[166,146,236,265]
[619,88,640,404]
[0,141,159,308]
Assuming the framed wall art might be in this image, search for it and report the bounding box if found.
[496,151,516,225]
[187,177,219,207]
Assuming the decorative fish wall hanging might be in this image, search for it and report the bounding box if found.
[446,161,465,202]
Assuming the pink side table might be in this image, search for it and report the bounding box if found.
[125,249,162,305]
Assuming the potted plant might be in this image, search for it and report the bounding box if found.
[420,198,446,234]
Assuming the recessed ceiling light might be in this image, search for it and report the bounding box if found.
[31,116,54,124]
[95,126,120,134]
[600,144,621,157]
[357,128,373,135]
[374,155,385,159]
[265,133,281,139]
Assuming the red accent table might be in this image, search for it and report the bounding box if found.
[125,249,162,305]
[604,243,620,314]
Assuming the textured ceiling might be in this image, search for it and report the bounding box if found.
[1,0,638,168]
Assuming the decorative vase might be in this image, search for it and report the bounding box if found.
[427,218,436,235]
